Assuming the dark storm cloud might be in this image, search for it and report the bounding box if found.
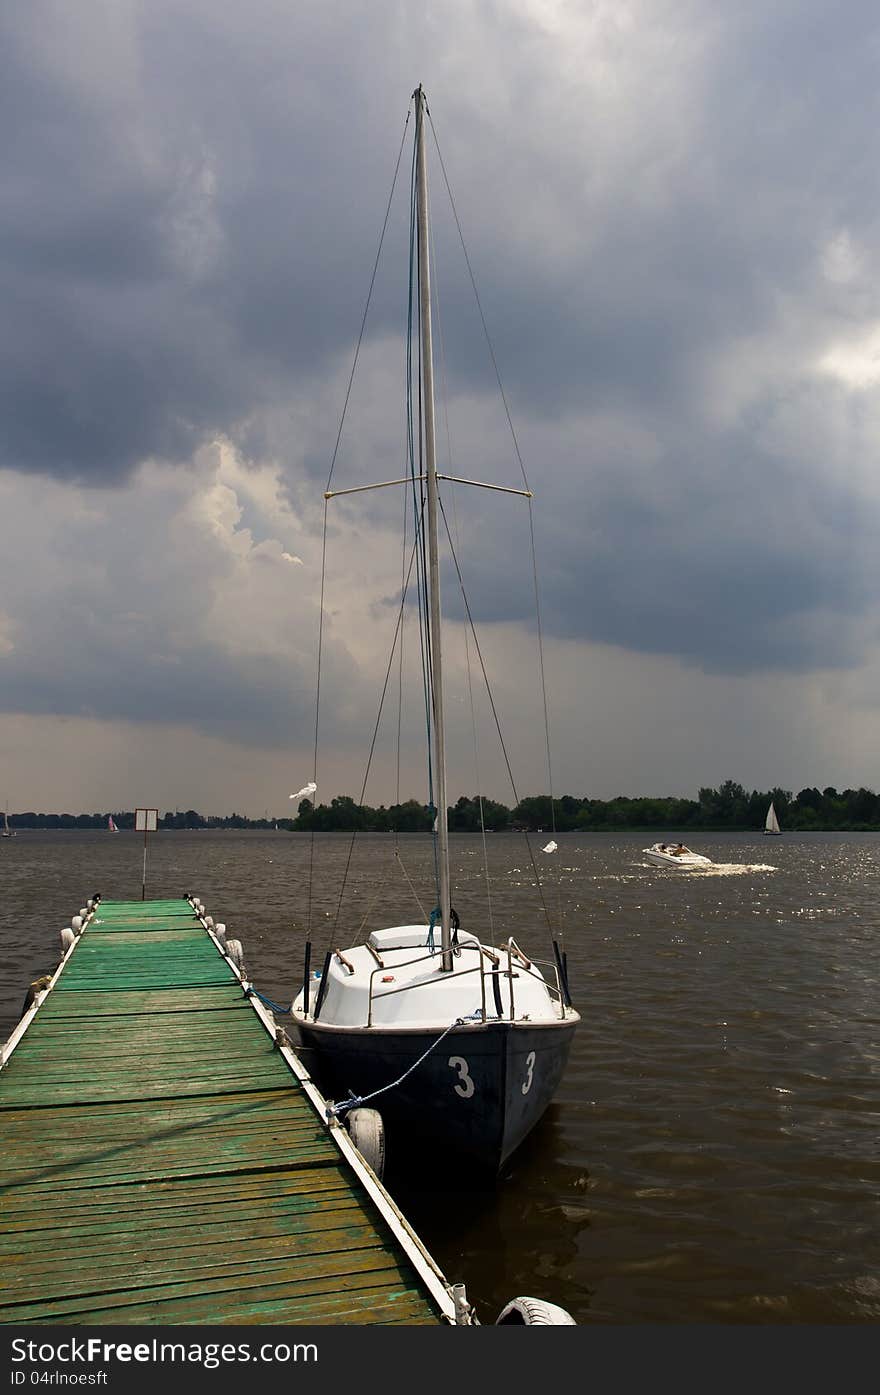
[0,1,406,482]
[2,0,879,700]
[4,1,876,470]
[440,391,880,677]
[0,639,297,741]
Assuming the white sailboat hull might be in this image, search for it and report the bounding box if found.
[291,926,579,1173]
[294,1014,577,1175]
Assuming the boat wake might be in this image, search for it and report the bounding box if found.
[682,861,777,876]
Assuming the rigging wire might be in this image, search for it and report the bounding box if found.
[527,493,564,946]
[406,121,440,906]
[308,107,411,935]
[330,534,422,933]
[438,495,557,947]
[428,200,495,942]
[324,110,411,497]
[309,96,564,956]
[428,110,563,946]
[306,495,329,936]
[426,112,531,493]
[394,433,408,845]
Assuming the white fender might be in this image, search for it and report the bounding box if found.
[214,923,227,946]
[225,938,244,970]
[345,1107,386,1179]
[71,915,83,934]
[495,1297,576,1325]
[205,916,214,929]
[60,928,75,952]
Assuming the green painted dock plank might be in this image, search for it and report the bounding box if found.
[0,898,445,1326]
[3,1254,434,1326]
[35,986,251,1019]
[0,1166,356,1228]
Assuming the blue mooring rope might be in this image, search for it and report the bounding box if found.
[325,1013,483,1121]
[247,987,292,1016]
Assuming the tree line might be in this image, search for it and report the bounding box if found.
[7,781,880,832]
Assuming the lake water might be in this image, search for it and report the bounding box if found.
[1,828,878,1325]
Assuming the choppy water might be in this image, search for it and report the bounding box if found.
[1,828,878,1324]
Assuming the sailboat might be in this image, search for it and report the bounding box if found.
[764,801,781,835]
[108,815,119,832]
[290,87,579,1176]
[1,808,12,838]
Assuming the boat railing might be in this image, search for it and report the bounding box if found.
[366,947,489,1027]
[362,938,567,1026]
[505,940,568,1021]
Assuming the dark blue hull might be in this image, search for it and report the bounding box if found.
[295,1017,577,1176]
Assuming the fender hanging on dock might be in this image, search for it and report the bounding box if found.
[496,1296,576,1325]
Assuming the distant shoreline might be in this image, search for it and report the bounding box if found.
[6,820,880,834]
[4,781,879,834]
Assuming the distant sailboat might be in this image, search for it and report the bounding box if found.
[1,807,12,838]
[108,815,119,832]
[764,802,781,836]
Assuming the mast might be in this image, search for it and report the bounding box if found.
[414,85,453,972]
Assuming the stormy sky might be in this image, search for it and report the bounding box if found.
[2,0,879,817]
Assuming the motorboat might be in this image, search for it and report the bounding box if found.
[644,842,713,869]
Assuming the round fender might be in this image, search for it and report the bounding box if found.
[495,1297,576,1325]
[346,1107,386,1180]
[60,928,75,952]
[225,938,244,970]
[214,923,227,946]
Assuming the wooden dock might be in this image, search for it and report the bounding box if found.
[0,897,461,1325]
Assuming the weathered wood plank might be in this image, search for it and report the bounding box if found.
[0,1166,356,1225]
[3,1201,382,1277]
[4,1230,400,1302]
[0,1146,339,1194]
[0,1254,428,1325]
[35,987,249,1018]
[14,1288,438,1326]
[0,1075,303,1107]
[0,1099,314,1145]
[0,1193,365,1253]
[0,896,443,1327]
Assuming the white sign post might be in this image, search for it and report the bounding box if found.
[135,807,159,900]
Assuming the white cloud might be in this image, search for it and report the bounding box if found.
[821,229,861,286]
[818,325,880,390]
